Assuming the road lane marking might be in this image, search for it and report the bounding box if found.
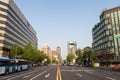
[59,67,62,80]
[76,73,82,77]
[83,70,94,71]
[0,76,11,80]
[61,70,81,72]
[56,65,62,80]
[23,74,33,78]
[7,70,40,80]
[85,71,94,75]
[30,70,47,80]
[45,73,50,78]
[106,77,116,80]
[56,67,58,80]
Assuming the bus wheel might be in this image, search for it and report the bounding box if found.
[5,70,9,75]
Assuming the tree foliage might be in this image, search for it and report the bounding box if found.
[10,44,51,65]
[67,53,75,62]
[82,47,98,66]
[10,45,23,58]
[75,49,82,64]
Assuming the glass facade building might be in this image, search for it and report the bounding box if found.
[0,0,38,57]
[92,6,120,60]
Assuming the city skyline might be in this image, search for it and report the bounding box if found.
[14,0,120,59]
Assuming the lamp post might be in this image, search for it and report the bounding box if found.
[15,46,17,58]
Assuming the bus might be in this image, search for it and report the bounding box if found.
[0,58,31,75]
[14,59,31,71]
[0,57,16,75]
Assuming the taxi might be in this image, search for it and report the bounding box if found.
[111,64,120,71]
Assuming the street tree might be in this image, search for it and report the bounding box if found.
[10,44,23,58]
[75,48,82,64]
[22,44,38,61]
[67,53,75,63]
[82,46,97,66]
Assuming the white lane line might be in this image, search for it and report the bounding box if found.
[106,77,116,80]
[7,70,39,80]
[76,73,82,77]
[23,74,33,78]
[45,73,50,78]
[85,71,94,75]
[61,70,81,72]
[30,70,47,80]
[0,76,11,80]
[83,70,94,71]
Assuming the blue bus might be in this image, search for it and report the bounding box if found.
[14,59,31,71]
[0,57,16,75]
[0,58,31,75]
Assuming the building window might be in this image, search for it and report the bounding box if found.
[107,24,111,29]
[116,26,119,34]
[107,42,111,47]
[111,13,115,24]
[111,42,114,46]
[110,48,114,52]
[113,27,115,32]
[106,13,110,18]
[118,39,120,44]
[115,11,118,24]
[105,19,108,24]
[111,18,115,24]
[109,36,113,40]
[118,10,120,20]
[106,30,109,35]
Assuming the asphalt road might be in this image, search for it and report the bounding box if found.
[0,65,57,80]
[60,66,120,80]
[0,65,120,80]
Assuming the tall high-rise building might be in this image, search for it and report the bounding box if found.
[56,46,62,62]
[41,43,51,57]
[0,0,38,57]
[92,6,120,61]
[67,41,77,54]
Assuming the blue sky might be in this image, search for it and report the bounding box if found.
[14,0,120,59]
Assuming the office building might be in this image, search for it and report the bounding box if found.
[92,6,120,60]
[41,43,51,57]
[67,41,77,54]
[0,0,38,57]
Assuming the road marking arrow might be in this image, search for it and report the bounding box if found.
[106,77,116,80]
[76,73,82,77]
[45,73,50,78]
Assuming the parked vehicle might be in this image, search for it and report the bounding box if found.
[111,64,120,71]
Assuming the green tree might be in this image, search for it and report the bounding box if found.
[83,46,98,66]
[35,50,44,63]
[90,51,97,62]
[75,49,82,64]
[67,53,75,62]
[42,53,51,64]
[75,48,82,57]
[10,44,23,58]
[22,44,38,62]
[52,59,58,64]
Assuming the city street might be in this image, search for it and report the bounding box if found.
[60,66,120,80]
[0,65,120,80]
